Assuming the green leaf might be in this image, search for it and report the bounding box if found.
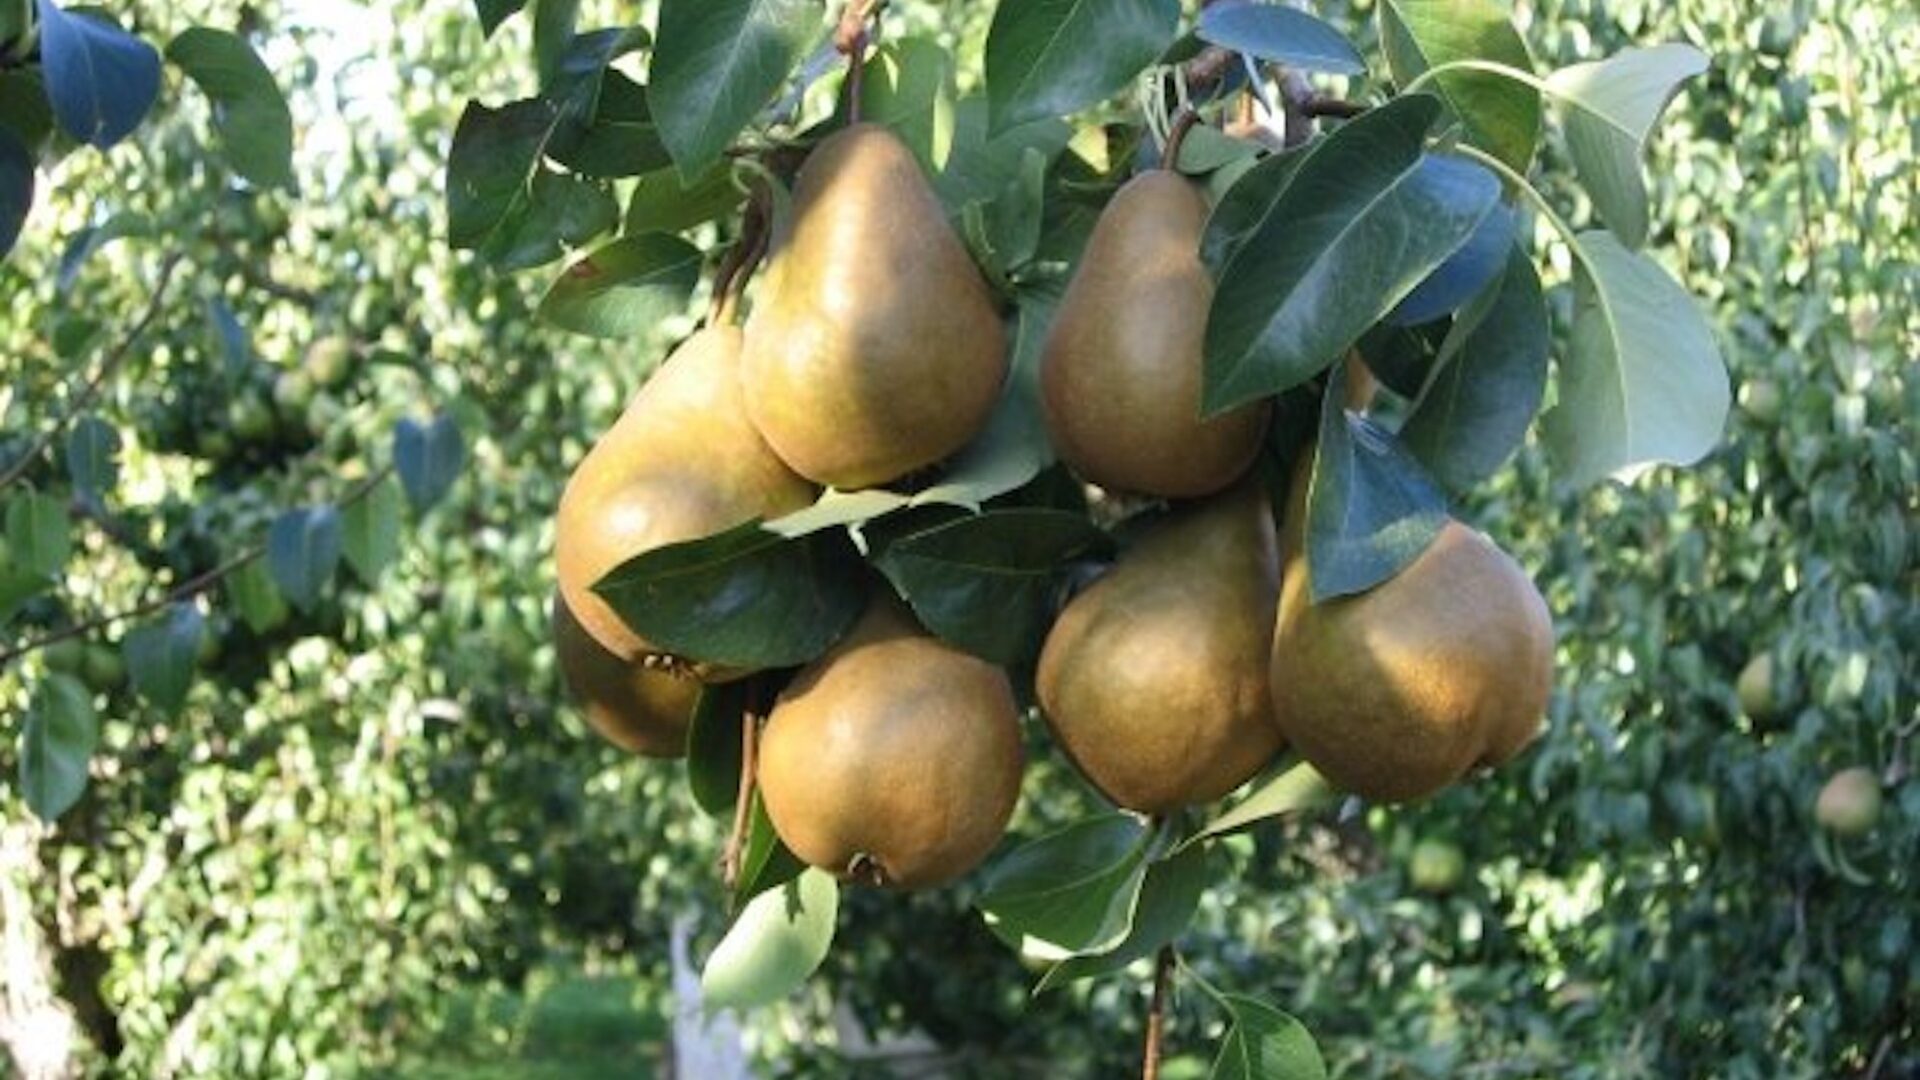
[166,27,294,189]
[937,95,1072,215]
[734,794,805,906]
[475,0,525,37]
[6,492,70,580]
[63,411,118,495]
[0,69,56,153]
[340,479,403,585]
[686,682,749,818]
[394,414,467,513]
[1172,125,1261,177]
[702,867,838,1011]
[1186,759,1335,848]
[1198,2,1363,75]
[1401,246,1548,491]
[1380,0,1540,173]
[1387,200,1514,326]
[537,233,701,339]
[875,507,1108,666]
[36,0,159,149]
[124,603,204,714]
[1547,44,1707,249]
[445,99,618,271]
[1200,144,1310,270]
[649,0,822,179]
[1542,230,1729,486]
[225,558,287,635]
[56,211,148,293]
[1306,365,1448,601]
[977,814,1152,955]
[20,673,96,820]
[1202,96,1501,413]
[623,161,746,234]
[1036,844,1210,992]
[548,70,671,179]
[1209,996,1327,1080]
[267,506,342,613]
[593,523,865,670]
[859,37,957,172]
[530,0,580,88]
[0,124,30,258]
[984,0,1178,133]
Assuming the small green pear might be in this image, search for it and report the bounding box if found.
[1814,767,1882,837]
[1037,483,1284,813]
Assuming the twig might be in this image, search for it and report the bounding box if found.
[720,706,761,892]
[0,464,394,667]
[1142,945,1175,1080]
[1162,108,1201,170]
[0,253,185,492]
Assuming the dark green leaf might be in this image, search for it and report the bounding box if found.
[1542,230,1728,485]
[206,296,252,376]
[537,232,701,339]
[875,507,1108,666]
[702,867,838,1010]
[35,0,159,148]
[548,70,670,179]
[531,0,580,88]
[486,168,619,272]
[594,523,865,670]
[1198,2,1363,74]
[623,161,745,234]
[1203,96,1501,414]
[225,557,287,635]
[445,98,559,247]
[267,506,342,613]
[166,27,295,189]
[1547,44,1708,249]
[649,0,822,178]
[1209,996,1327,1080]
[1353,321,1441,399]
[984,0,1178,132]
[124,603,204,714]
[1186,759,1335,847]
[0,126,33,258]
[1307,365,1448,601]
[1401,246,1548,491]
[977,814,1152,954]
[55,211,147,292]
[475,0,525,36]
[1036,844,1211,992]
[1387,200,1513,326]
[1199,144,1309,270]
[936,95,1072,214]
[687,682,749,818]
[6,492,69,580]
[0,70,55,152]
[858,37,957,172]
[63,416,118,498]
[340,479,403,585]
[1380,0,1539,172]
[394,414,467,513]
[735,794,805,905]
[20,673,95,820]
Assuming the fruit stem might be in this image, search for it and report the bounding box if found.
[1161,108,1201,172]
[720,706,761,892]
[1141,945,1175,1080]
[836,0,881,124]
[709,187,772,328]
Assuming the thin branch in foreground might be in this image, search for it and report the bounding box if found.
[1142,945,1175,1080]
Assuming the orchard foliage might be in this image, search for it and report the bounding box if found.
[0,0,1911,1077]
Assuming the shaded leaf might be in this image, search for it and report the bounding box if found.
[624,161,746,234]
[475,0,526,37]
[702,867,838,1010]
[985,0,1178,133]
[226,557,287,635]
[1036,845,1210,992]
[977,814,1152,955]
[1380,0,1540,172]
[937,94,1072,214]
[340,479,403,585]
[1198,1,1363,74]
[1200,144,1309,270]
[686,682,749,818]
[1306,366,1449,600]
[1386,200,1514,326]
[35,0,159,148]
[1186,759,1335,847]
[56,211,148,292]
[538,232,701,339]
[6,492,69,579]
[649,0,822,179]
[124,603,204,714]
[548,69,670,179]
[734,794,805,906]
[0,126,33,258]
[166,27,294,188]
[394,414,467,513]
[64,416,119,498]
[267,506,342,612]
[1209,996,1327,1080]
[859,37,957,172]
[20,673,95,820]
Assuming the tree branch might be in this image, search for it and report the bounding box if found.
[1142,945,1175,1080]
[720,704,761,894]
[0,464,394,667]
[0,254,186,493]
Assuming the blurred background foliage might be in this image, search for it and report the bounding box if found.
[0,0,1912,1076]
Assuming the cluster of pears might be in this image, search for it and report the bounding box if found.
[552,123,1019,887]
[550,119,1558,892]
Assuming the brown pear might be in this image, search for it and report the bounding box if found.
[554,325,815,666]
[1036,483,1285,814]
[1269,453,1553,802]
[756,598,1024,889]
[742,123,1008,490]
[551,592,699,757]
[1041,169,1271,497]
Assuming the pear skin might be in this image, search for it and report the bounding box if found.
[555,326,815,664]
[1269,453,1553,802]
[552,592,699,757]
[1037,483,1285,814]
[1041,170,1271,497]
[742,124,1008,490]
[757,598,1024,889]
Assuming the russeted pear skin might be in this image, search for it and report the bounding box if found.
[1269,455,1553,802]
[554,326,815,664]
[742,124,1008,489]
[551,593,699,757]
[1041,170,1270,497]
[1036,483,1285,814]
[757,599,1024,889]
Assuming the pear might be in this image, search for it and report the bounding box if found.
[1036,483,1285,814]
[551,592,699,757]
[1041,169,1271,496]
[555,325,815,666]
[756,598,1024,889]
[742,123,1008,490]
[1269,453,1553,802]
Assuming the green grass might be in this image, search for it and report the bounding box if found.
[370,972,669,1080]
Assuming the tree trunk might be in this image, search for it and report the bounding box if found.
[0,822,84,1080]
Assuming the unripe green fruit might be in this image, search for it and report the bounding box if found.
[1743,378,1784,423]
[1736,652,1779,723]
[1815,767,1882,837]
[273,369,315,414]
[82,643,125,690]
[303,336,354,388]
[195,427,234,459]
[42,638,85,673]
[228,394,276,441]
[1408,838,1466,894]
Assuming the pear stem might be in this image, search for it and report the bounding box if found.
[836,0,880,124]
[720,706,761,893]
[1142,944,1175,1080]
[1161,108,1201,172]
[709,186,772,328]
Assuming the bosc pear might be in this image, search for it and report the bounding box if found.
[756,598,1024,889]
[742,124,1008,490]
[1041,168,1270,496]
[1269,454,1553,802]
[555,326,815,667]
[551,592,699,757]
[1037,483,1285,814]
